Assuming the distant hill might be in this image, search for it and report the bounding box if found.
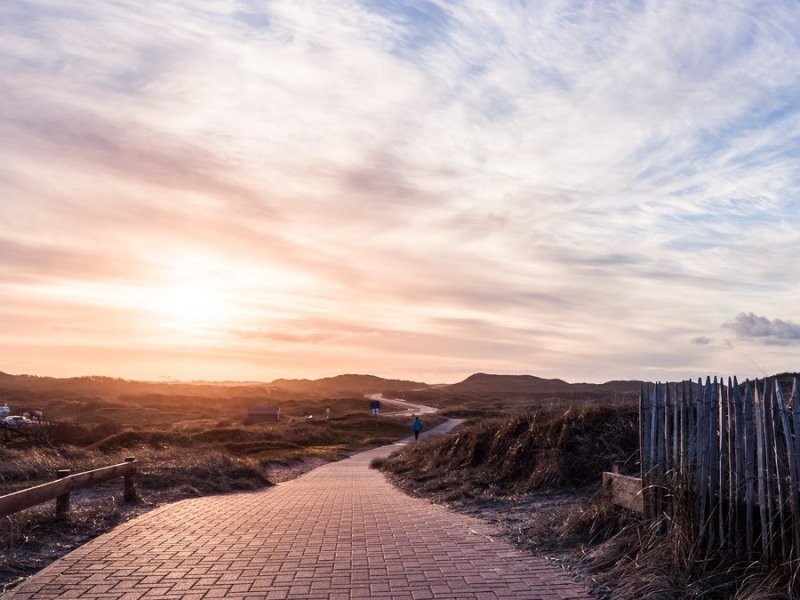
[0,371,429,424]
[445,373,573,395]
[268,374,428,396]
[443,372,645,399]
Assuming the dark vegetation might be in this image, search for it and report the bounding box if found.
[376,400,799,599]
[0,371,433,592]
[374,406,639,500]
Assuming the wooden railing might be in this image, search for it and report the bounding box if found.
[0,458,138,520]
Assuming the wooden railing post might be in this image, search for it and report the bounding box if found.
[55,469,71,520]
[123,457,137,503]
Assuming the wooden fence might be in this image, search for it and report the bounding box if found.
[0,458,138,520]
[641,377,800,562]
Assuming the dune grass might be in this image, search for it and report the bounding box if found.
[375,405,639,500]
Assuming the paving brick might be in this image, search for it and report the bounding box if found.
[5,424,591,600]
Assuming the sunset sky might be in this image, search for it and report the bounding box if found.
[2,1,800,384]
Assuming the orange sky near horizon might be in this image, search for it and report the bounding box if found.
[2,1,800,384]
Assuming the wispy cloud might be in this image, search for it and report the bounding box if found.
[2,0,800,381]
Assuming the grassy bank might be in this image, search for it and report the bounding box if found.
[374,405,639,500]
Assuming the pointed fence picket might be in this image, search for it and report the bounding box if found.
[639,376,800,564]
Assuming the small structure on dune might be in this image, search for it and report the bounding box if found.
[246,406,281,423]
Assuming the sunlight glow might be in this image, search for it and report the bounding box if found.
[149,255,239,334]
[158,281,229,325]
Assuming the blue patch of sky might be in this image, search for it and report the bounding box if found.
[527,65,570,92]
[0,3,91,73]
[705,94,800,154]
[662,210,780,254]
[466,63,487,78]
[110,45,174,95]
[628,134,669,159]
[479,89,515,122]
[669,184,706,198]
[669,3,764,80]
[0,1,79,30]
[633,160,704,190]
[233,8,270,30]
[550,0,645,63]
[0,1,37,30]
[234,11,270,29]
[633,88,800,190]
[360,0,450,58]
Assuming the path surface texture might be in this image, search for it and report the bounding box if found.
[7,423,591,599]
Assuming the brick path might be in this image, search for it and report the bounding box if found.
[6,423,592,599]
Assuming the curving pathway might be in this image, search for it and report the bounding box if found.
[6,422,591,599]
[364,394,438,417]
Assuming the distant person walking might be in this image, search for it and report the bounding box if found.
[412,415,422,441]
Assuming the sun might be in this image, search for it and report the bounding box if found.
[149,256,237,333]
[160,280,228,324]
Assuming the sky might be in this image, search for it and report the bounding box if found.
[1,0,800,384]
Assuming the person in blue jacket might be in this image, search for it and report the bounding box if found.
[412,415,422,441]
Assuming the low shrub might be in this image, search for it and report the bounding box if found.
[0,447,67,484]
[222,440,302,455]
[190,427,271,443]
[90,430,179,452]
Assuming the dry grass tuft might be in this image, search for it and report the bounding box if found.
[378,405,639,500]
[0,498,137,593]
[579,517,799,599]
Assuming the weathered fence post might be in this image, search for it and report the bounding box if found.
[697,378,709,544]
[744,380,756,558]
[719,378,728,548]
[55,469,71,521]
[640,383,652,518]
[732,377,745,556]
[791,380,800,562]
[123,457,138,503]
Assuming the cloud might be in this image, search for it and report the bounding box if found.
[232,326,377,345]
[724,313,800,345]
[2,1,800,381]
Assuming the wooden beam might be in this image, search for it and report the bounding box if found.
[0,460,137,518]
[603,472,643,513]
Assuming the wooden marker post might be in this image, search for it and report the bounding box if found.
[55,469,71,521]
[123,457,138,503]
